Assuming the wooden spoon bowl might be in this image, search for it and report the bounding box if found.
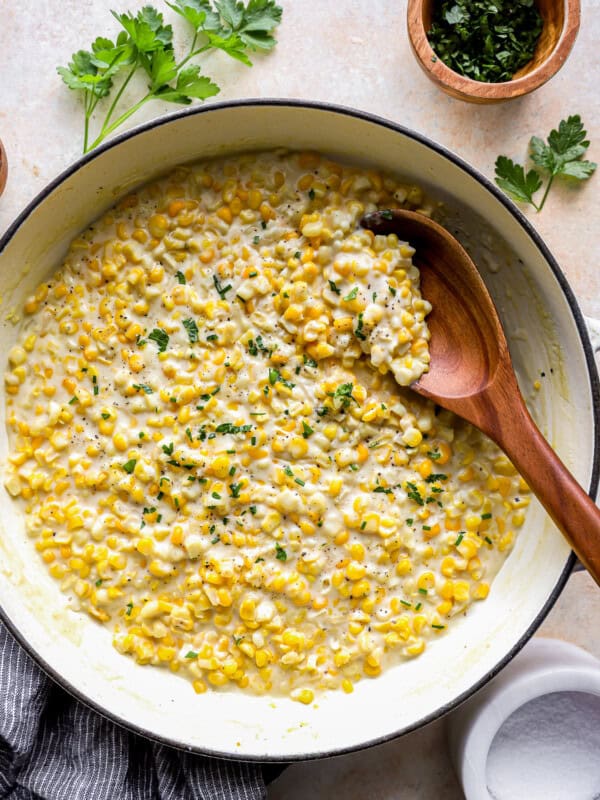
[362,209,600,585]
[0,138,7,197]
[407,0,581,103]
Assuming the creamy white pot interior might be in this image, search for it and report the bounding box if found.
[0,103,594,759]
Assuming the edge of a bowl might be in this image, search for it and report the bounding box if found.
[0,98,596,763]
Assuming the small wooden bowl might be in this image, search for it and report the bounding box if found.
[0,138,7,197]
[407,0,581,103]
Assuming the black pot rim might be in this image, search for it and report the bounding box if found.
[0,98,596,763]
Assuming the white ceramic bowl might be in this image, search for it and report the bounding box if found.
[448,637,600,799]
[0,101,598,760]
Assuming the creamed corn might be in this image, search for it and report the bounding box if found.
[4,151,529,703]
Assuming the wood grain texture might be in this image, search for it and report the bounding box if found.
[407,0,581,103]
[0,139,7,198]
[362,209,600,585]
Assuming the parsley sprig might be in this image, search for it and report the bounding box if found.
[58,1,283,153]
[495,116,596,212]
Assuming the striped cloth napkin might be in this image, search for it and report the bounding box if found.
[0,622,272,799]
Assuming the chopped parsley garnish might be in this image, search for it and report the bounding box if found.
[426,473,448,483]
[482,512,492,520]
[343,286,358,302]
[175,271,186,284]
[415,602,423,611]
[389,284,397,297]
[302,421,314,439]
[122,459,136,474]
[374,486,393,495]
[215,423,252,435]
[303,354,318,369]
[125,602,133,616]
[69,396,78,405]
[328,279,341,294]
[95,579,103,587]
[418,587,428,595]
[230,482,243,498]
[148,327,169,353]
[400,599,411,608]
[406,518,414,526]
[268,368,295,389]
[354,312,366,341]
[206,334,218,342]
[101,412,111,420]
[428,0,543,84]
[248,335,270,357]
[162,442,174,456]
[275,543,287,561]
[431,624,446,630]
[405,481,424,506]
[213,273,232,299]
[329,382,357,410]
[294,478,305,487]
[185,651,198,659]
[484,536,493,545]
[133,383,153,394]
[253,235,260,245]
[454,532,465,547]
[427,449,441,460]
[249,505,257,515]
[92,375,99,395]
[182,318,199,343]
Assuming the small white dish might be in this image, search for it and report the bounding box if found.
[447,637,600,800]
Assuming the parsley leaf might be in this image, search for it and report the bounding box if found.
[328,382,357,410]
[58,1,282,153]
[275,543,287,561]
[495,116,596,211]
[182,317,199,343]
[148,327,169,352]
[215,422,253,434]
[494,156,543,207]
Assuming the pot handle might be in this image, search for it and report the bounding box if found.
[572,316,600,573]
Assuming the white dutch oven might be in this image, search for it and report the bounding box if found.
[0,101,597,761]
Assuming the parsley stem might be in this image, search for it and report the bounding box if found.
[88,93,152,151]
[83,94,92,153]
[536,174,554,212]
[177,43,212,71]
[100,63,139,136]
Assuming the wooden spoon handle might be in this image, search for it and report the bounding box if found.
[491,393,600,585]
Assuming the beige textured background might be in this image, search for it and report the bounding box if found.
[0,2,599,797]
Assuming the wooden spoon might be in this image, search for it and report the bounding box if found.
[361,209,600,585]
